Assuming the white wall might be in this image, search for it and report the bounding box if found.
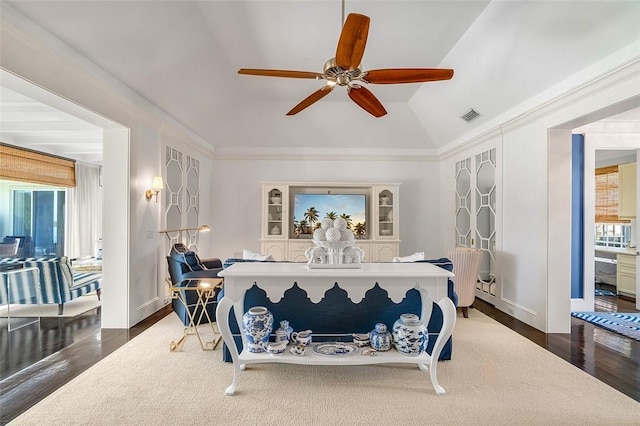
[438,50,640,333]
[210,159,443,261]
[1,9,214,327]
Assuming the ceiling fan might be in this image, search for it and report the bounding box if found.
[238,12,453,118]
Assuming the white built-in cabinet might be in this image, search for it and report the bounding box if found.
[616,162,636,297]
[260,183,400,262]
[619,162,637,218]
[617,253,636,297]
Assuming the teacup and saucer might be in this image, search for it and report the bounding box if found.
[352,333,370,347]
[290,345,307,356]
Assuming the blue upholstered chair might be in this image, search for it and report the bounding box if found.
[166,244,223,325]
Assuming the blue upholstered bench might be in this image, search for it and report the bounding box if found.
[219,257,457,361]
[0,256,101,315]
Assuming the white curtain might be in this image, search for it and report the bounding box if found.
[66,163,102,259]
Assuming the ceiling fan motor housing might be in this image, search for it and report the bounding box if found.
[323,58,364,86]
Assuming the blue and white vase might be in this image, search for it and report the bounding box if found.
[392,313,427,356]
[242,306,274,353]
[275,319,293,343]
[370,323,392,351]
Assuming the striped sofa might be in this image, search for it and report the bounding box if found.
[0,257,101,315]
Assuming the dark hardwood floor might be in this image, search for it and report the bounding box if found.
[0,305,172,425]
[1,296,639,424]
[474,295,640,403]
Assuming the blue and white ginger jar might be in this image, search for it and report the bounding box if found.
[370,323,392,351]
[392,313,427,356]
[242,306,274,353]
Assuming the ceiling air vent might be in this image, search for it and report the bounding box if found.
[461,109,480,122]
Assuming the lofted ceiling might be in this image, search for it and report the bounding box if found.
[1,0,639,163]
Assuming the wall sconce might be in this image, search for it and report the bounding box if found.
[145,176,164,203]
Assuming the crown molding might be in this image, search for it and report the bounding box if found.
[212,147,439,162]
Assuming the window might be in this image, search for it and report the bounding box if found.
[594,165,631,248]
[595,165,629,223]
[12,189,66,257]
[595,223,631,248]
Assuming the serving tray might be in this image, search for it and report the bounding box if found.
[312,342,359,356]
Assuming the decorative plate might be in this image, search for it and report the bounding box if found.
[312,342,359,357]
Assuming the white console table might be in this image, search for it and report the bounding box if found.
[216,262,456,396]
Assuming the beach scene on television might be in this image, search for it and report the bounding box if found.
[292,193,367,238]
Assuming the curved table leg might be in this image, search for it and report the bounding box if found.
[216,297,239,395]
[427,297,457,395]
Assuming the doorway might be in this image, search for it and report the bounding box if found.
[572,107,640,313]
[594,151,638,315]
[0,72,130,378]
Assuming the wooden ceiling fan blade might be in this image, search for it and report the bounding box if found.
[335,13,370,71]
[364,68,454,84]
[286,85,335,116]
[348,86,387,118]
[238,69,323,79]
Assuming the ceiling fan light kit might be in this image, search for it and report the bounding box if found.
[238,13,453,118]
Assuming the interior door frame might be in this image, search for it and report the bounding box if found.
[635,152,639,310]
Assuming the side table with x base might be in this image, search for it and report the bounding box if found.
[169,278,223,351]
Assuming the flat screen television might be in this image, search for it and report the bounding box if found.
[290,188,369,238]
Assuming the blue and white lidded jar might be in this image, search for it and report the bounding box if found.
[392,313,427,356]
[242,306,274,353]
[275,319,293,343]
[370,323,392,351]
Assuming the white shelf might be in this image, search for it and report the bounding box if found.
[595,257,617,264]
[239,346,432,366]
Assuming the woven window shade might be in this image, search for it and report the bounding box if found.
[0,143,76,187]
[595,165,628,223]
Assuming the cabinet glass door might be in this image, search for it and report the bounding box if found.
[267,189,283,237]
[377,189,394,238]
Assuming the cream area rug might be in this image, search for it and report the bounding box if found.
[10,309,640,425]
[0,294,101,318]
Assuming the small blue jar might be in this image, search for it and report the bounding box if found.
[275,320,293,343]
[370,323,392,351]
